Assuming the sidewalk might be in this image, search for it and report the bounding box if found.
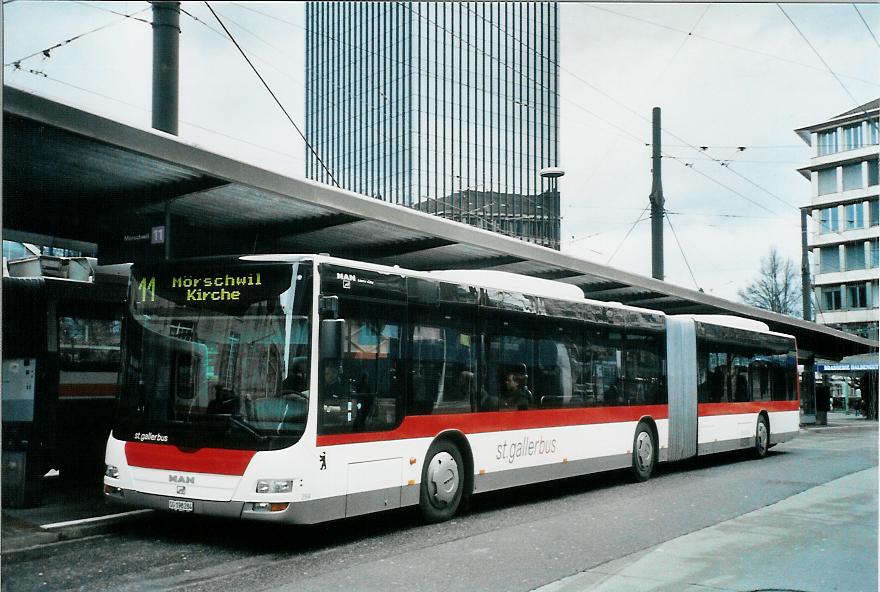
[802,411,878,432]
[535,466,879,592]
[1,474,152,555]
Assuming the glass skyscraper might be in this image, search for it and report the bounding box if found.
[305,2,560,249]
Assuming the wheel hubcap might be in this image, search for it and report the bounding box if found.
[636,432,653,471]
[426,451,459,505]
[757,421,768,451]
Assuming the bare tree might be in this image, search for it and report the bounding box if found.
[738,247,801,316]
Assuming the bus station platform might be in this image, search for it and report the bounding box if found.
[2,416,876,558]
[1,475,151,555]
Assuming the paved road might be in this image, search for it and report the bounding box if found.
[2,428,876,592]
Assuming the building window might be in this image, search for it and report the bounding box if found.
[845,203,865,229]
[842,163,863,191]
[869,120,879,146]
[869,159,879,187]
[818,168,837,195]
[819,206,839,233]
[843,124,863,151]
[820,246,840,273]
[817,129,838,156]
[847,283,868,309]
[832,322,879,340]
[870,239,879,268]
[846,242,866,271]
[871,199,880,227]
[822,287,842,310]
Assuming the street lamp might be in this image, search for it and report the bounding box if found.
[541,167,565,249]
[540,167,565,179]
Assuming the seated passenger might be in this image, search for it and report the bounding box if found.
[500,371,532,410]
[604,381,620,405]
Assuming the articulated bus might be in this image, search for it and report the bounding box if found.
[104,255,799,523]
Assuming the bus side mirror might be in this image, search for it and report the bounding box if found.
[320,319,346,360]
[319,295,339,318]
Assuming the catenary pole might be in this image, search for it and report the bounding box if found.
[650,107,665,280]
[801,209,813,320]
[151,2,180,260]
[151,1,180,135]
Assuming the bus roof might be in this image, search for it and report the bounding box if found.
[686,314,796,342]
[241,253,666,317]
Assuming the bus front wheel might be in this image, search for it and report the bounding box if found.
[630,422,656,482]
[419,440,464,523]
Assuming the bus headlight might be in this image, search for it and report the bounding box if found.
[105,464,119,479]
[256,479,294,494]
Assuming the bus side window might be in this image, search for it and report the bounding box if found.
[534,329,579,408]
[621,332,664,405]
[584,328,623,407]
[481,319,536,412]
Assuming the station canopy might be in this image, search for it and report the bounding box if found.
[4,86,876,359]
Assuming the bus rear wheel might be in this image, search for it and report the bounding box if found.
[630,422,656,482]
[419,440,464,523]
[753,415,769,459]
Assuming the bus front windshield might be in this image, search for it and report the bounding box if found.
[115,261,313,451]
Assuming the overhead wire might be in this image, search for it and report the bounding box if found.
[579,2,879,87]
[239,0,804,232]
[853,4,880,48]
[11,3,855,263]
[454,1,809,237]
[225,3,527,232]
[243,1,559,215]
[179,6,303,89]
[606,206,650,265]
[70,1,152,24]
[223,3,540,236]
[9,71,307,167]
[4,5,151,68]
[559,5,862,216]
[662,154,779,215]
[562,3,709,204]
[457,1,809,258]
[778,4,879,132]
[665,212,702,290]
[203,2,338,187]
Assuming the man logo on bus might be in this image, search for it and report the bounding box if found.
[169,475,195,484]
[336,272,356,289]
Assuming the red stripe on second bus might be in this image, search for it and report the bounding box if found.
[316,405,669,447]
[698,400,800,417]
[125,442,255,476]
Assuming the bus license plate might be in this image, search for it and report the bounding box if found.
[168,499,193,512]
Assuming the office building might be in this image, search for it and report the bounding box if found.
[305,2,561,249]
[797,100,880,340]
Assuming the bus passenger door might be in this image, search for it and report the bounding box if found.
[666,318,697,461]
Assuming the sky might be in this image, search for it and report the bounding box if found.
[4,1,879,304]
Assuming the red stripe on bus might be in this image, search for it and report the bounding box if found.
[698,400,800,416]
[316,405,669,446]
[125,442,256,475]
[58,384,118,398]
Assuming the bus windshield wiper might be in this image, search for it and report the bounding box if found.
[227,414,268,442]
